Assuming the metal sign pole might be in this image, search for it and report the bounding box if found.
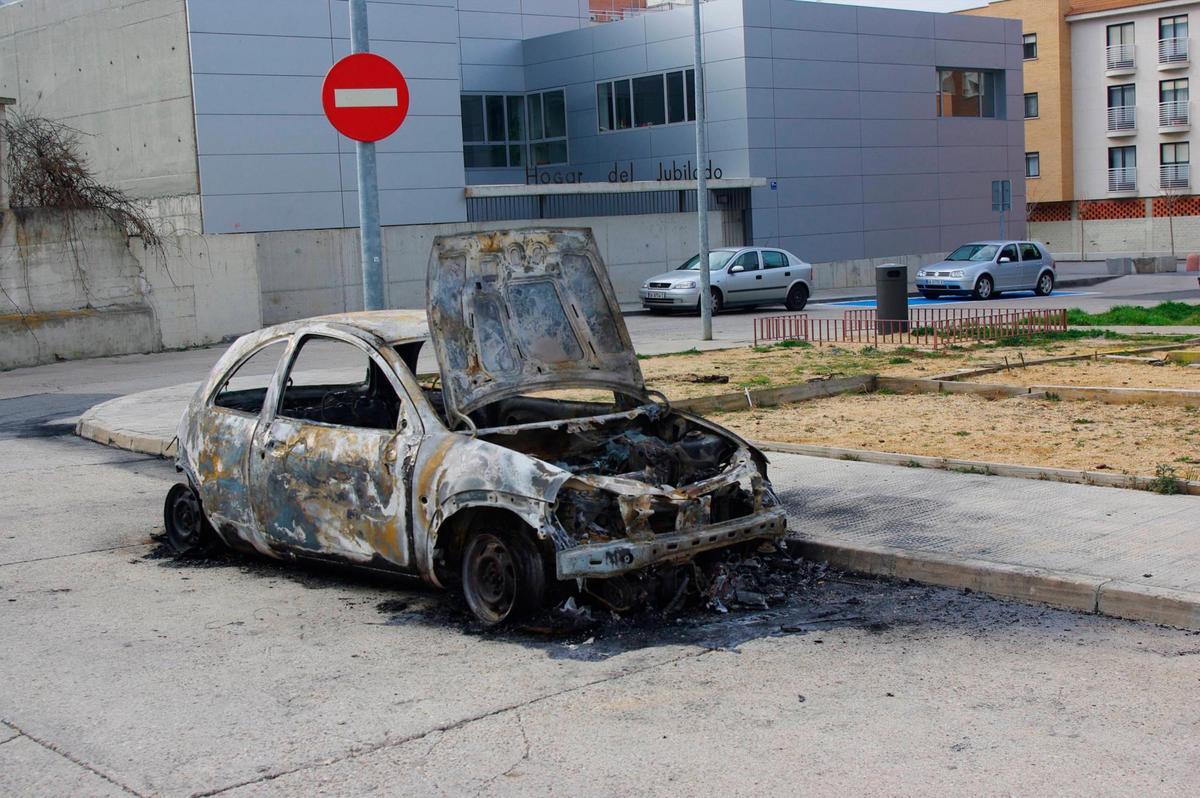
[692,0,712,341]
[349,0,385,311]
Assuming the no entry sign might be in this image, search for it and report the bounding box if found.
[322,53,409,142]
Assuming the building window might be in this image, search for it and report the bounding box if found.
[1107,83,1136,132]
[461,94,525,169]
[936,69,1000,118]
[1160,14,1189,42]
[527,89,568,166]
[1024,92,1039,118]
[1025,152,1040,178]
[1162,141,1190,188]
[597,68,695,132]
[1109,145,1137,191]
[1023,33,1037,60]
[1160,15,1190,63]
[1161,78,1189,104]
[1106,22,1136,70]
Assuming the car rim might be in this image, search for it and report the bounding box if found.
[1040,275,1052,293]
[979,279,992,298]
[464,534,517,623]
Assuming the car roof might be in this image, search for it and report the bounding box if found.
[959,240,1035,246]
[258,310,430,344]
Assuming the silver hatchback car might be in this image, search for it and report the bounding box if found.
[916,241,1056,301]
[639,247,814,313]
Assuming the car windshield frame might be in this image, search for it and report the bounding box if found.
[946,244,1000,262]
[677,251,736,271]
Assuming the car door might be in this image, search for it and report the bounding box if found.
[995,243,1021,290]
[247,330,418,568]
[196,339,289,541]
[759,249,795,304]
[721,250,765,305]
[1019,242,1044,288]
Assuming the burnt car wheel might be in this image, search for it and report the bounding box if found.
[461,530,546,626]
[163,483,218,555]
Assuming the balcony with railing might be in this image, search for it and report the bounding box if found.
[1107,105,1137,135]
[1108,166,1137,193]
[1106,42,1136,74]
[1159,36,1189,67]
[1159,100,1190,130]
[1161,163,1191,190]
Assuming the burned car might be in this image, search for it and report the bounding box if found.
[167,229,786,624]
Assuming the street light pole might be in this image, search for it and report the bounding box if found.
[349,0,385,311]
[692,0,712,340]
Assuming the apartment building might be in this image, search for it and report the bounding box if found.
[1069,0,1195,204]
[962,0,1076,205]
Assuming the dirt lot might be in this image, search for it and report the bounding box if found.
[631,335,1189,401]
[707,392,1200,477]
[964,357,1200,390]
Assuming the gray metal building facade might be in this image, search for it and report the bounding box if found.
[186,0,1026,263]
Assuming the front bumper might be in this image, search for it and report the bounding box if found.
[555,507,787,578]
[916,279,968,292]
[639,286,701,308]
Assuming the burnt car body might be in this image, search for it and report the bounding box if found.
[168,229,786,624]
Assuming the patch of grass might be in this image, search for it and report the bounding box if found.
[888,356,912,364]
[1043,392,1062,402]
[637,347,703,360]
[841,454,861,462]
[1150,463,1185,495]
[737,375,772,388]
[905,459,923,468]
[1072,418,1094,424]
[1067,301,1200,327]
[952,465,994,476]
[953,430,970,436]
[753,339,814,353]
[993,328,1156,347]
[874,387,897,396]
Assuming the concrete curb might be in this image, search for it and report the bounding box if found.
[785,537,1200,630]
[76,413,176,457]
[755,440,1200,496]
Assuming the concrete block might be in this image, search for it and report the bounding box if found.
[1106,257,1134,275]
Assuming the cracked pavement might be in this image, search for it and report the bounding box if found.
[3,362,1200,795]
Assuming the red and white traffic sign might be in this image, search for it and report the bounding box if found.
[321,53,410,142]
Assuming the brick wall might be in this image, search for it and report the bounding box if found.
[1080,199,1145,221]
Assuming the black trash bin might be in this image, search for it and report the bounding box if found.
[875,264,909,334]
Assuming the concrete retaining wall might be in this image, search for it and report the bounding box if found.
[0,207,262,370]
[1031,217,1197,261]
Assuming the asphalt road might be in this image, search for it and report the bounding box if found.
[3,373,1200,795]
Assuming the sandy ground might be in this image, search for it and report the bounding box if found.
[964,357,1200,390]
[632,336,1186,400]
[708,392,1200,477]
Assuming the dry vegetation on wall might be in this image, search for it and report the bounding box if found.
[2,112,162,250]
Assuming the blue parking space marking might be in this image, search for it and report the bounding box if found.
[818,290,1088,308]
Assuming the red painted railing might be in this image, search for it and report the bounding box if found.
[753,308,1068,349]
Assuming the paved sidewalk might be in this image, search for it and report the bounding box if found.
[769,453,1200,630]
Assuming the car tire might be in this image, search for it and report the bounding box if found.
[698,288,722,316]
[972,275,995,301]
[920,290,942,299]
[163,483,219,556]
[1034,270,1054,296]
[785,283,809,311]
[461,528,546,626]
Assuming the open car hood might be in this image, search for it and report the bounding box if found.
[427,228,647,424]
